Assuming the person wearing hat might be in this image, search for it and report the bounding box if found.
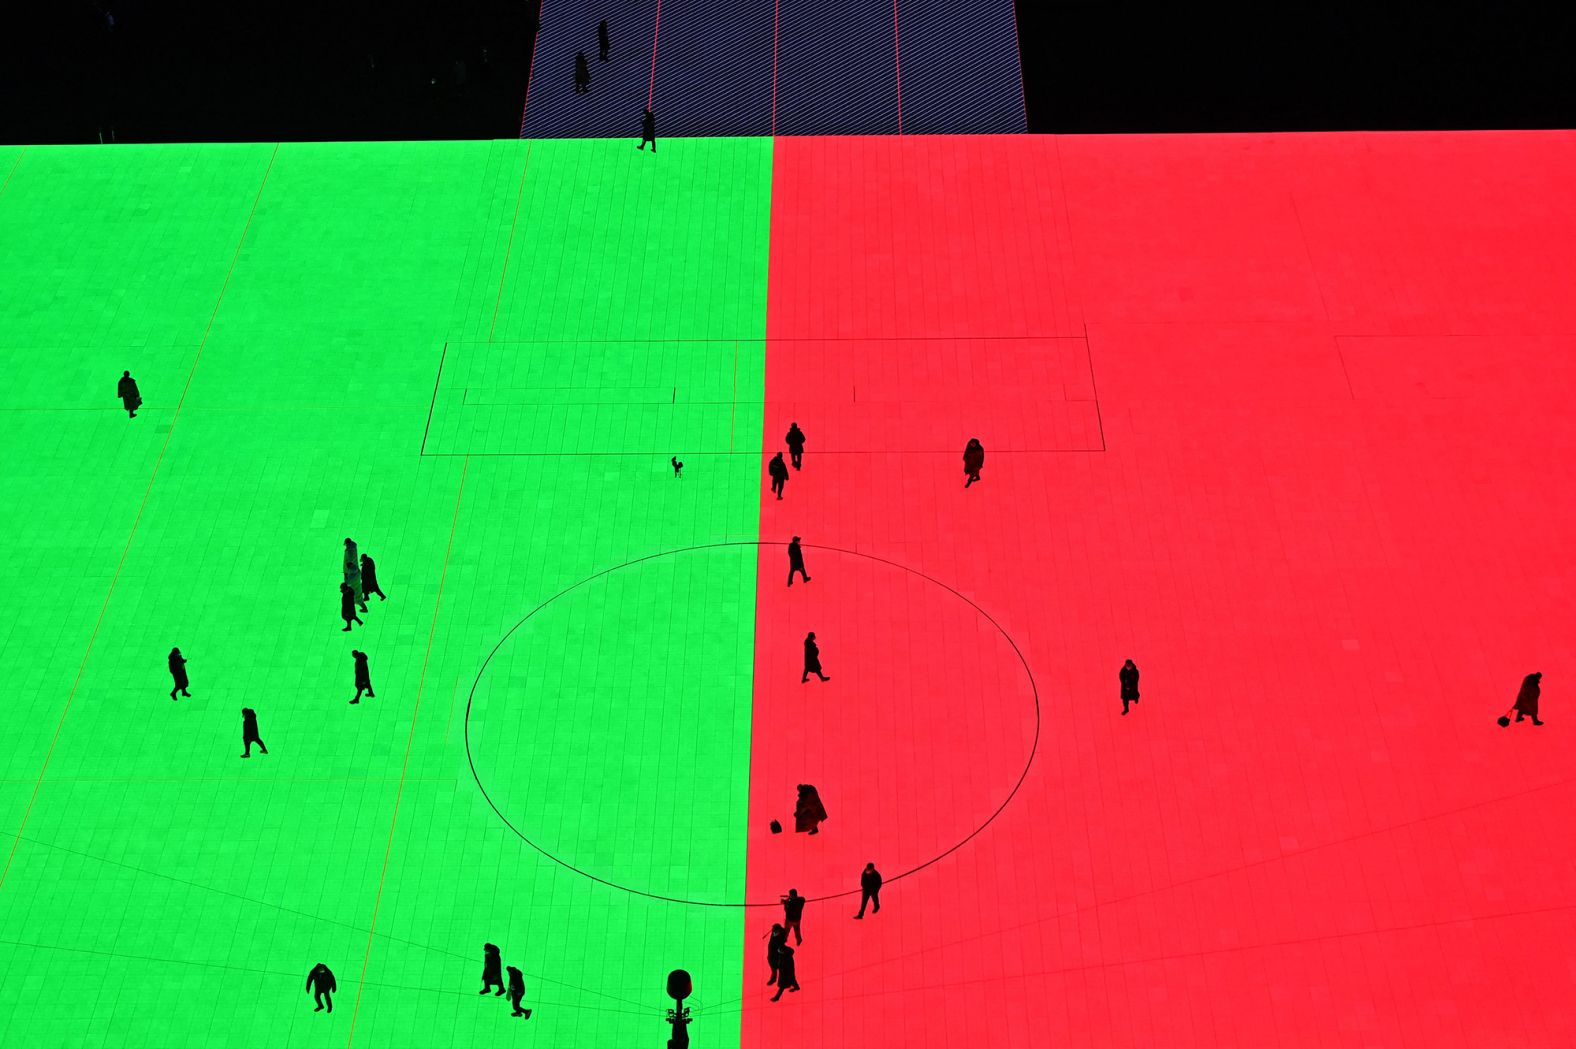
[1503,671,1544,726]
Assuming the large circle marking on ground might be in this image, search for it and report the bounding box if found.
[464,541,1040,907]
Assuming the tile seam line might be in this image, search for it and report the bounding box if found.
[1008,0,1030,129]
[648,0,664,109]
[345,454,470,1048]
[0,141,281,894]
[0,147,25,196]
[519,0,548,135]
[488,143,535,343]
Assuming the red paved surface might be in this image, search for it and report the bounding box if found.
[733,132,1576,1047]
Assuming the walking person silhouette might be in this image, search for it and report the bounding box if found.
[1120,659,1140,716]
[787,536,810,586]
[764,923,788,985]
[802,632,828,682]
[780,888,807,942]
[306,963,336,1013]
[574,52,591,93]
[672,456,684,478]
[854,862,882,919]
[343,539,367,612]
[352,650,374,704]
[241,708,268,758]
[168,647,190,700]
[769,944,799,1001]
[117,370,142,419]
[340,582,363,632]
[507,965,531,1017]
[480,943,505,995]
[768,452,789,500]
[639,108,656,151]
[785,422,806,470]
[963,438,984,487]
[794,785,827,835]
[360,553,387,601]
[598,19,610,61]
[1502,671,1544,726]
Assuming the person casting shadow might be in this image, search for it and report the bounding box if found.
[964,438,984,487]
[802,632,828,682]
[507,965,531,1017]
[639,108,657,151]
[574,52,591,93]
[854,862,882,919]
[340,582,363,632]
[117,370,142,418]
[785,422,806,470]
[1506,671,1544,726]
[794,785,827,835]
[764,923,788,984]
[352,650,374,704]
[360,553,387,601]
[780,888,806,943]
[480,943,505,995]
[768,452,789,500]
[1120,659,1140,715]
[241,708,268,758]
[787,536,810,586]
[306,963,336,1013]
[598,19,610,61]
[168,647,190,700]
[769,944,799,1001]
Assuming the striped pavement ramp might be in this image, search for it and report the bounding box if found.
[520,0,1027,137]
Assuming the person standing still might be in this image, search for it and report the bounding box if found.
[1120,659,1140,715]
[117,370,142,418]
[785,422,806,470]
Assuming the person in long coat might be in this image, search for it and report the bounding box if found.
[1120,659,1140,715]
[764,923,788,985]
[802,632,828,682]
[769,943,799,1001]
[352,650,374,704]
[241,708,268,757]
[787,536,810,586]
[343,539,366,611]
[785,423,806,470]
[963,438,984,487]
[574,52,591,93]
[1513,671,1544,725]
[360,553,386,601]
[168,647,191,700]
[340,582,363,632]
[117,370,142,418]
[480,943,505,995]
[794,784,827,835]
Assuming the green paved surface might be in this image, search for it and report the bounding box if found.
[0,138,772,1048]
